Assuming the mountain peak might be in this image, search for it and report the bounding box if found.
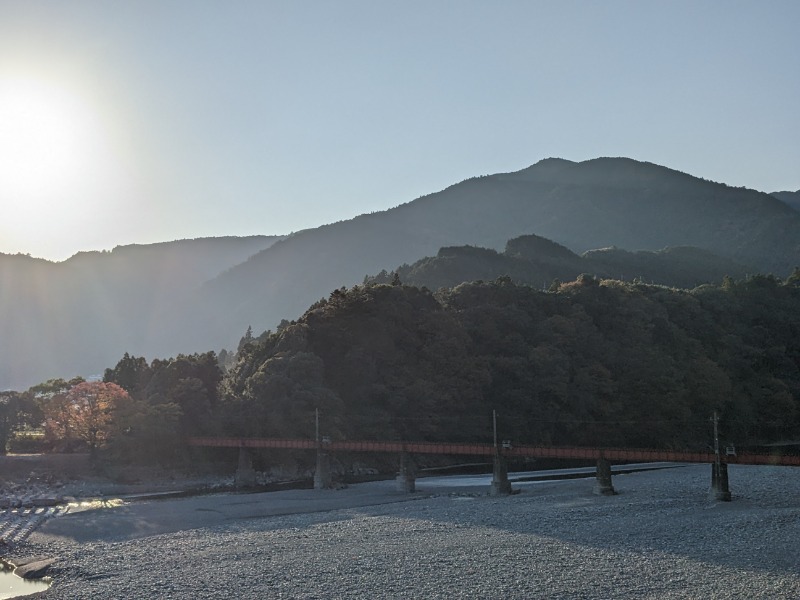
[534,157,576,167]
[508,157,576,180]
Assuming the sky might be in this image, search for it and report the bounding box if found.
[0,1,798,261]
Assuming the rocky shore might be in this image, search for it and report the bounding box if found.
[4,463,798,599]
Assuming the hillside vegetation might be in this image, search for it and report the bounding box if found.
[7,274,799,463]
[368,234,749,291]
[169,158,800,361]
[212,274,800,453]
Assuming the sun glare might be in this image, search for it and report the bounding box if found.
[0,74,107,208]
[0,69,136,258]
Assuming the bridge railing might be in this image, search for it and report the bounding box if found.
[187,437,800,466]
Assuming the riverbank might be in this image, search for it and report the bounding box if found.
[7,463,800,598]
[0,453,241,501]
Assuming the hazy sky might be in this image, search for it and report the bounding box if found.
[1,1,798,261]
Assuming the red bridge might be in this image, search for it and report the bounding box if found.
[188,437,799,500]
[188,436,800,466]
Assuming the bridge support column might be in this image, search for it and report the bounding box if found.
[235,447,256,488]
[594,456,616,496]
[490,454,512,496]
[314,450,332,490]
[395,453,416,493]
[710,461,731,501]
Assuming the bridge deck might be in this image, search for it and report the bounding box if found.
[187,437,800,466]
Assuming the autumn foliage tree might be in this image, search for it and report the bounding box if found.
[42,381,129,456]
[38,379,83,451]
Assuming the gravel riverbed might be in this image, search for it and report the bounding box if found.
[11,464,800,599]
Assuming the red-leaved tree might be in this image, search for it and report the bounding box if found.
[43,381,129,456]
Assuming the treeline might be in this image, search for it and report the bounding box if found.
[220,273,800,451]
[365,234,750,292]
[0,352,222,463]
[3,273,800,463]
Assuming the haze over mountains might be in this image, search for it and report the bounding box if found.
[0,236,280,389]
[772,190,800,213]
[2,157,799,390]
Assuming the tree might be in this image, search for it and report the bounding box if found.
[217,348,230,371]
[237,326,254,353]
[171,377,212,435]
[142,353,221,433]
[0,392,23,454]
[107,395,182,464]
[26,376,84,449]
[70,382,128,456]
[0,390,41,453]
[29,377,85,400]
[42,381,129,456]
[103,353,151,396]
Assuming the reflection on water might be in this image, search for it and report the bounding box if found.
[0,563,51,599]
[66,498,124,513]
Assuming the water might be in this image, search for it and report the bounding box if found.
[0,564,51,599]
[419,462,684,488]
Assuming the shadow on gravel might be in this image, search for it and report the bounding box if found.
[27,464,800,578]
[338,464,800,577]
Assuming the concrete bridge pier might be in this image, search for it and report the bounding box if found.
[314,450,332,490]
[710,461,731,501]
[395,453,416,493]
[235,446,256,488]
[490,454,512,496]
[594,456,616,496]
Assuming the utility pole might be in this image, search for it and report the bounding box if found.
[490,409,511,495]
[493,409,498,452]
[313,407,331,489]
[710,410,731,501]
[712,411,719,457]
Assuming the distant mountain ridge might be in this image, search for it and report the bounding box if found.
[371,234,749,291]
[772,190,800,213]
[3,157,799,389]
[0,236,280,390]
[159,157,799,360]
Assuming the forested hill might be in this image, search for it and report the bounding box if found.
[216,275,800,451]
[166,158,800,361]
[0,236,280,390]
[368,234,749,291]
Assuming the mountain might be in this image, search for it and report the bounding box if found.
[772,190,800,213]
[372,234,749,291]
[4,157,799,390]
[160,157,799,358]
[0,236,280,390]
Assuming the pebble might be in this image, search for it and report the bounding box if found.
[9,464,800,599]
